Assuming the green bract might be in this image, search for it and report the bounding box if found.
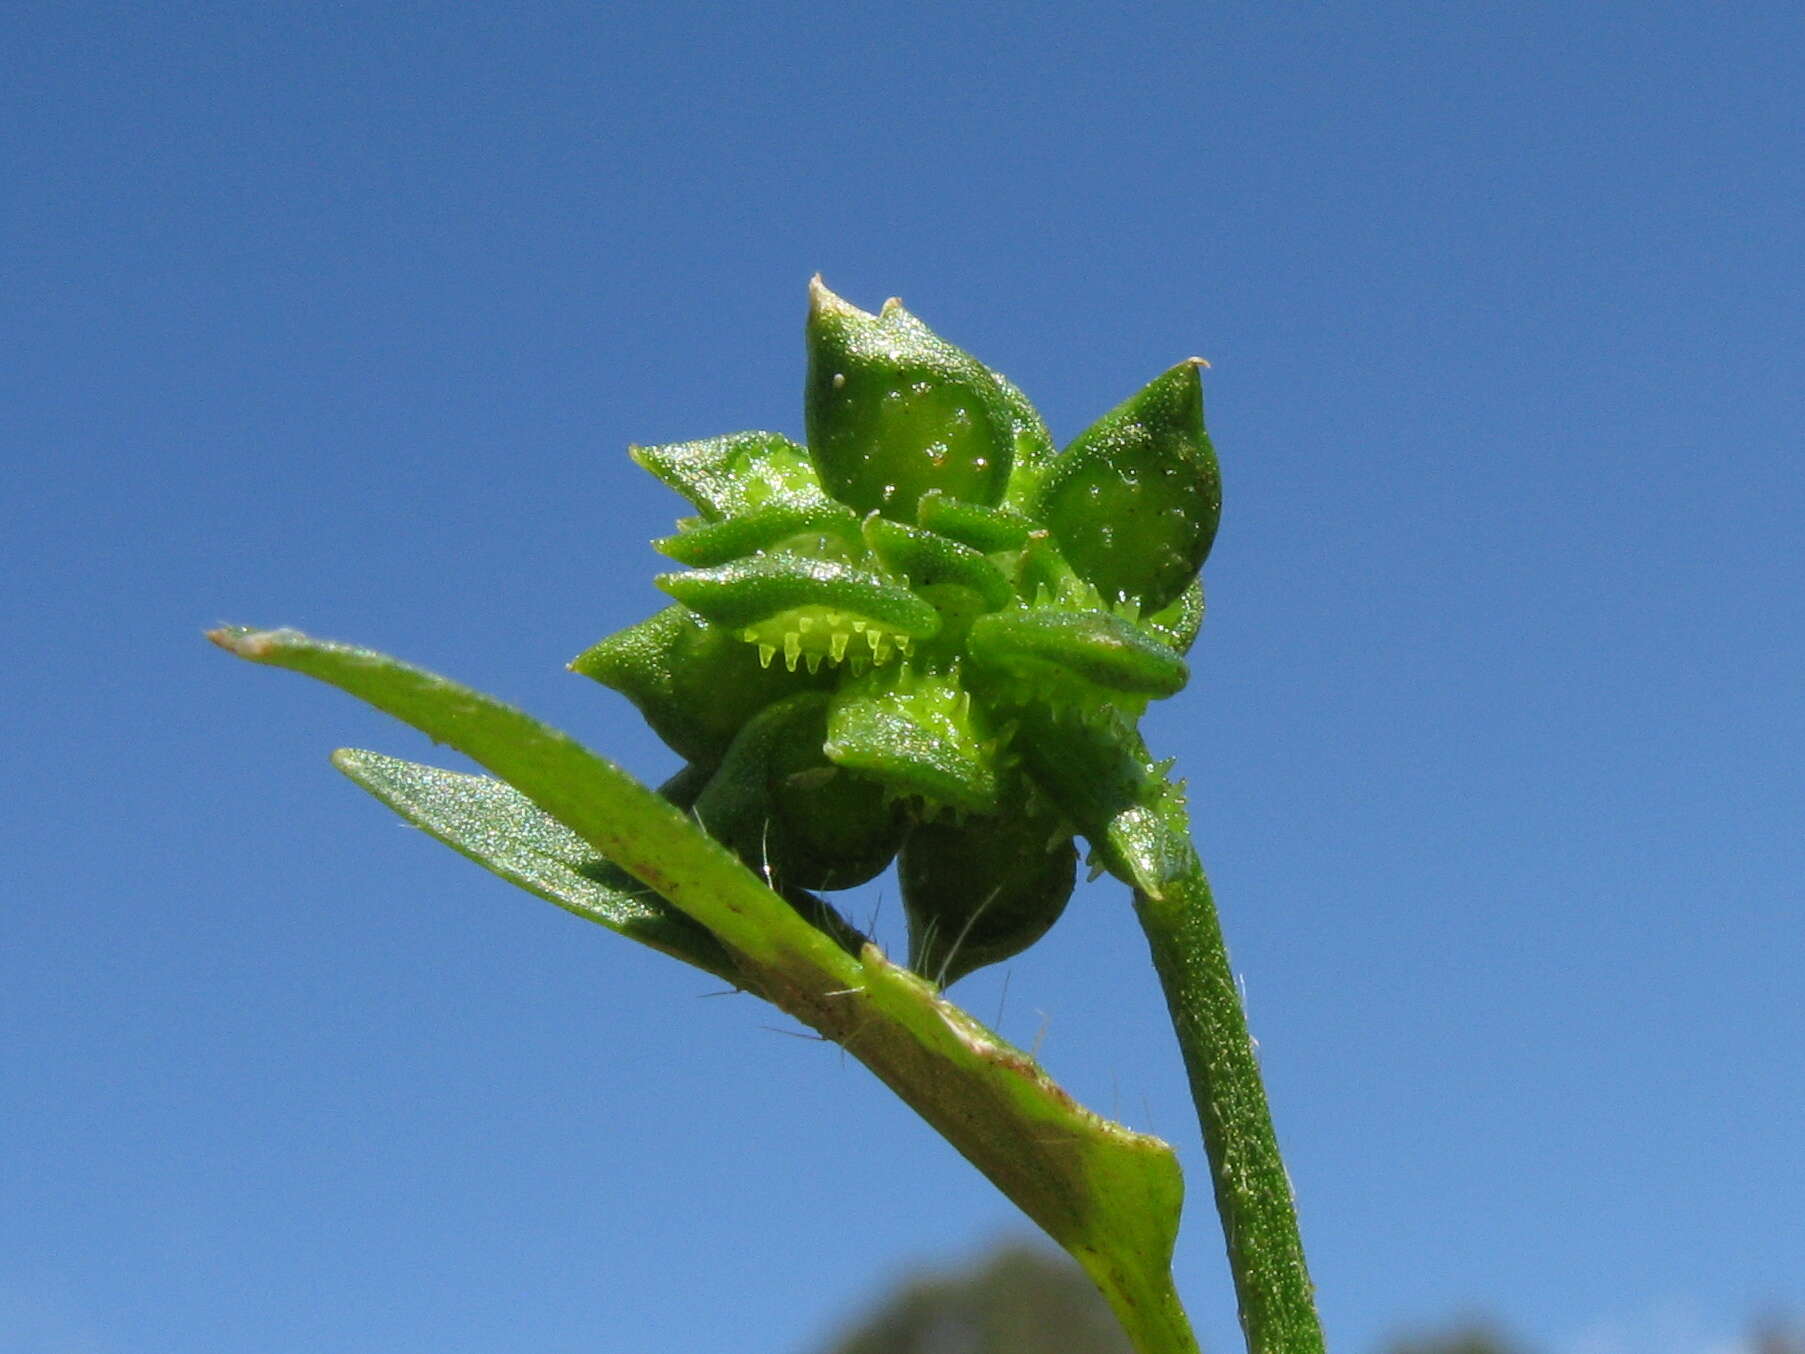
[577,279,1222,985]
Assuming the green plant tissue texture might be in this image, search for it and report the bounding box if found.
[211,618,1199,1354]
[804,284,1016,520]
[1036,361,1220,612]
[581,280,1222,989]
[331,748,740,983]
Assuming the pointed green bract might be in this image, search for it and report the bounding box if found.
[1037,360,1221,610]
[804,279,1014,521]
[632,430,830,520]
[824,664,1004,815]
[862,514,1015,613]
[569,604,817,764]
[654,501,862,567]
[969,607,1189,700]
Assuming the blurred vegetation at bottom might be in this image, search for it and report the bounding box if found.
[817,1244,1135,1354]
[810,1242,1801,1354]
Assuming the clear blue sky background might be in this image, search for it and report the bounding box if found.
[6,3,1800,1352]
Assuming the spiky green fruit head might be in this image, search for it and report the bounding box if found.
[583,279,1222,977]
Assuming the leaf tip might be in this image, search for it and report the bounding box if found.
[207,625,295,659]
[808,273,872,324]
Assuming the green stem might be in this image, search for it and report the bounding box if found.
[1010,705,1324,1354]
[1131,860,1324,1354]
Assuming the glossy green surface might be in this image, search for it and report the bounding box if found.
[214,281,1320,1354]
[211,623,1200,1354]
[1038,360,1221,611]
[592,279,1221,986]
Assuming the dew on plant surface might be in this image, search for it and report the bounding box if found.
[601,279,1217,979]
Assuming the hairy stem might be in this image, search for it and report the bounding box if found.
[1009,703,1323,1354]
[1132,860,1324,1354]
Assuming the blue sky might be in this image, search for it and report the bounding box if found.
[5,3,1800,1351]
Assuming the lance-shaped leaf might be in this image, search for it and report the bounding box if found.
[209,625,1200,1354]
[1037,359,1221,611]
[333,749,741,984]
[805,278,1014,521]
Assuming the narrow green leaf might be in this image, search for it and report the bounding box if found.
[332,749,740,984]
[209,624,839,976]
[213,624,1200,1353]
[836,958,1198,1354]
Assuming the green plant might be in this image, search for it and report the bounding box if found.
[210,279,1323,1354]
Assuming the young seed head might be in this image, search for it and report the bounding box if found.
[584,280,1221,979]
